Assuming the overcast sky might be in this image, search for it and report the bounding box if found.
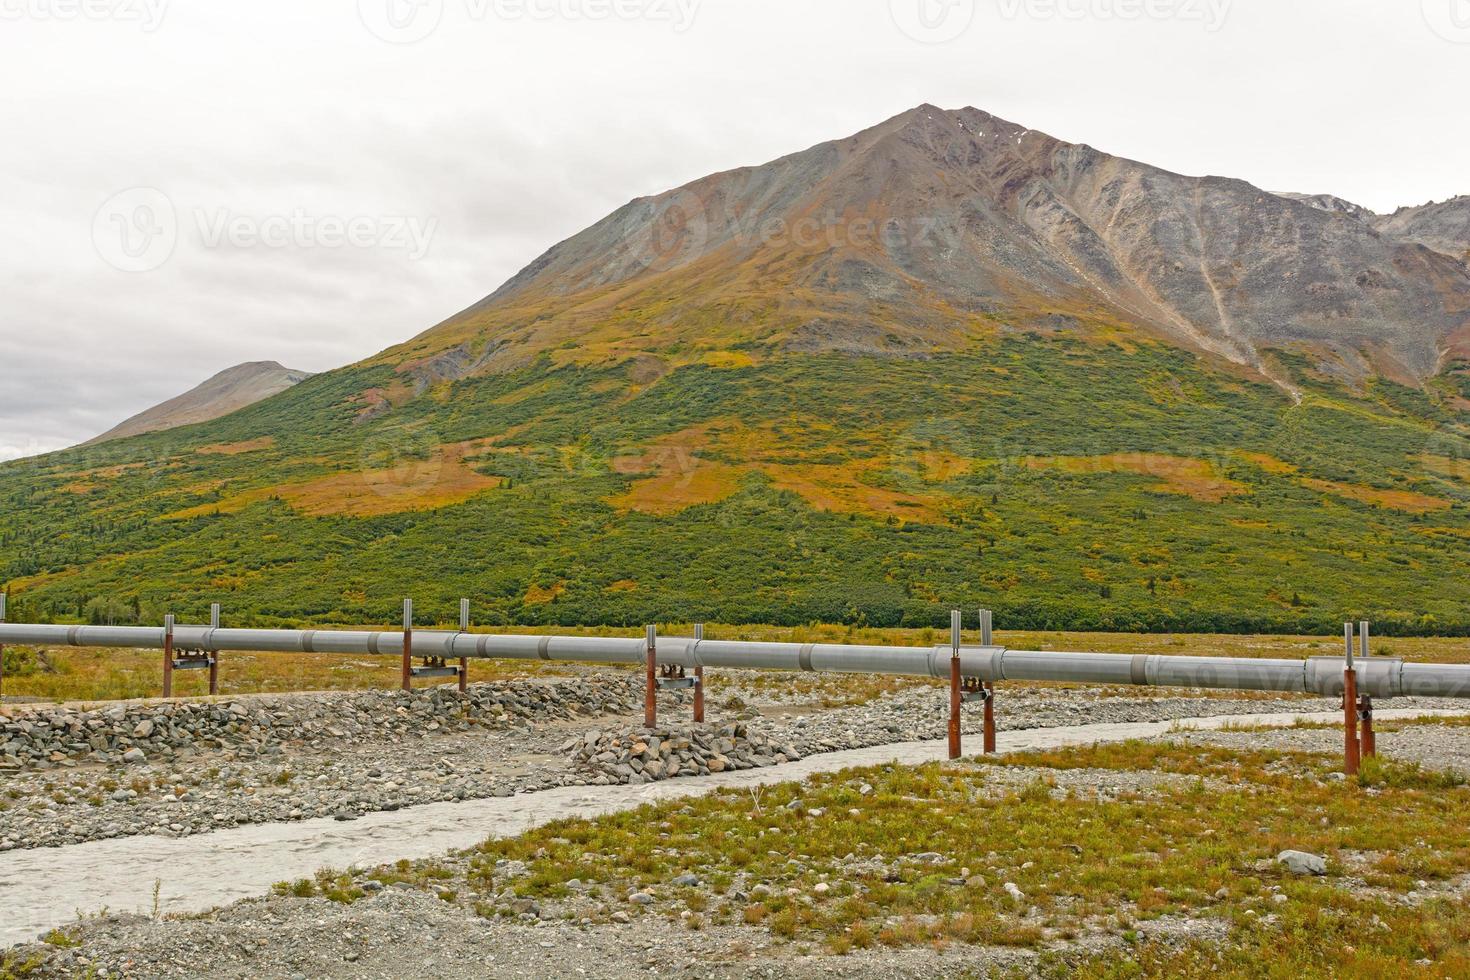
[1,0,1467,460]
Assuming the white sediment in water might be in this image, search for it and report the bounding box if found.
[1,707,1462,947]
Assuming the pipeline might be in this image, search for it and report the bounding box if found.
[2,622,1470,699]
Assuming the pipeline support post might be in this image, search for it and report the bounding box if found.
[162,614,175,699]
[948,610,962,760]
[455,602,467,693]
[401,599,413,693]
[208,603,221,696]
[693,623,705,724]
[1343,622,1360,776]
[982,609,996,754]
[644,625,658,729]
[1358,620,1375,759]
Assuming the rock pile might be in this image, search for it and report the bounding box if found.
[0,676,642,772]
[566,722,804,785]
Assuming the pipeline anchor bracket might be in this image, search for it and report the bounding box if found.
[657,663,694,690]
[960,676,991,704]
[411,656,462,680]
[170,649,216,672]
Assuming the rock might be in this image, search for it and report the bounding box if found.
[1003,882,1025,901]
[671,874,700,888]
[628,893,655,906]
[1276,851,1327,876]
[122,748,146,764]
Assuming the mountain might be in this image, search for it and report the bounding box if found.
[1274,192,1470,268]
[86,362,313,445]
[1373,197,1470,265]
[5,105,1470,635]
[402,105,1470,388]
[1273,192,1377,223]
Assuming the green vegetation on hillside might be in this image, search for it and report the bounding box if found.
[3,334,1470,634]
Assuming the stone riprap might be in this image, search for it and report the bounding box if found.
[0,677,643,773]
[566,721,804,784]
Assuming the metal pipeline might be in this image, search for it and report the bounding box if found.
[3,622,1470,699]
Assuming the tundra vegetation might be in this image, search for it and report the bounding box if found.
[3,337,1470,634]
[264,738,1470,978]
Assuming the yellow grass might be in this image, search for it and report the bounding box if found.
[196,437,276,456]
[1235,450,1298,475]
[523,581,567,605]
[608,426,745,515]
[1024,453,1247,503]
[1300,478,1450,514]
[165,442,502,520]
[609,423,953,522]
[759,461,945,521]
[1421,453,1470,482]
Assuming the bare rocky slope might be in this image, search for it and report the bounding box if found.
[392,104,1470,388]
[86,361,312,445]
[1372,196,1470,265]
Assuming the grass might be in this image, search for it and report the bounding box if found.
[265,737,1470,977]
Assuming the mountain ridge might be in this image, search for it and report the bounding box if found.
[85,361,313,446]
[383,105,1470,399]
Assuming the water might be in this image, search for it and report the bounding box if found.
[0,707,1459,947]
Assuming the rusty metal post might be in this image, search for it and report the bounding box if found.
[162,613,175,699]
[458,599,470,694]
[982,608,996,754]
[644,625,658,729]
[401,599,413,693]
[1359,695,1376,758]
[208,603,221,696]
[0,592,7,701]
[948,610,962,760]
[1343,622,1360,776]
[1358,620,1374,758]
[693,623,705,724]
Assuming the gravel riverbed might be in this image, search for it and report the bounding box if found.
[2,675,1461,853]
[4,672,1469,978]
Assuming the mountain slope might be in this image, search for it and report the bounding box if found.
[1373,197,1470,265]
[86,362,312,445]
[5,106,1470,635]
[399,105,1470,388]
[1273,192,1377,222]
